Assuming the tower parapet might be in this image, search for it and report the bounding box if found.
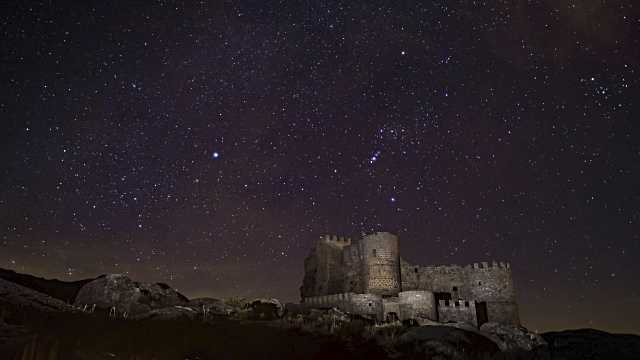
[320,234,352,248]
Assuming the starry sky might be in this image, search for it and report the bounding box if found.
[1,1,639,334]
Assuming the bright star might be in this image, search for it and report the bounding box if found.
[212,151,220,159]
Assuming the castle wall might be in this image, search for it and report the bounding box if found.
[350,293,384,321]
[466,262,516,302]
[400,259,419,291]
[416,264,468,298]
[382,298,400,321]
[486,301,520,325]
[302,292,384,321]
[398,290,437,322]
[315,240,344,295]
[438,299,478,327]
[362,232,401,296]
[342,243,364,293]
[301,235,355,298]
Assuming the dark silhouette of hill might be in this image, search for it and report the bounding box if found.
[0,268,96,304]
[543,329,640,360]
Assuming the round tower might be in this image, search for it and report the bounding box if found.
[362,232,401,296]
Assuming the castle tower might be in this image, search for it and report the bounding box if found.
[361,232,401,296]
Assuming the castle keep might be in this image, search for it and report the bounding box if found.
[300,232,519,327]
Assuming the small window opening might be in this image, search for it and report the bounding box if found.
[455,301,460,307]
[465,301,469,307]
[452,286,458,292]
[372,249,377,257]
[414,267,418,273]
[445,300,450,306]
[478,281,482,285]
[368,302,372,307]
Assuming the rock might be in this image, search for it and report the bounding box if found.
[480,322,547,352]
[242,298,285,320]
[132,306,200,321]
[73,274,188,316]
[542,329,640,360]
[189,297,234,316]
[442,321,479,332]
[397,325,500,360]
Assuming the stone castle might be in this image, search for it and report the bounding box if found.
[300,232,519,327]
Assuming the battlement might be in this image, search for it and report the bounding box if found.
[320,234,352,248]
[438,299,476,308]
[470,260,511,270]
[438,298,478,326]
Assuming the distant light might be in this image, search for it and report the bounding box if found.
[390,197,396,202]
[212,151,220,159]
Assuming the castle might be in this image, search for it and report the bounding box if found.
[300,232,519,327]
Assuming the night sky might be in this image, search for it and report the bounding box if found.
[1,1,639,334]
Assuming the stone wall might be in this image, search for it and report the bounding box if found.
[438,299,478,327]
[303,292,383,321]
[382,298,400,321]
[412,263,468,298]
[398,290,437,322]
[342,243,364,293]
[350,293,384,321]
[300,235,358,298]
[467,262,516,302]
[486,301,520,325]
[400,259,519,325]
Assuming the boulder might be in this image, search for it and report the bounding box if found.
[242,298,285,320]
[73,274,188,316]
[480,322,547,352]
[397,325,500,360]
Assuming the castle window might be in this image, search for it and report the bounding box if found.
[465,301,469,307]
[455,301,460,307]
[445,300,450,306]
[368,302,372,307]
[372,249,377,257]
[452,286,458,292]
[478,281,482,286]
[414,267,418,273]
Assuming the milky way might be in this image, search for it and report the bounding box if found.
[1,1,638,334]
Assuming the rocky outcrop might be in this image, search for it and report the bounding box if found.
[73,274,188,316]
[189,297,234,316]
[241,298,285,320]
[132,306,200,321]
[397,325,500,360]
[480,322,547,352]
